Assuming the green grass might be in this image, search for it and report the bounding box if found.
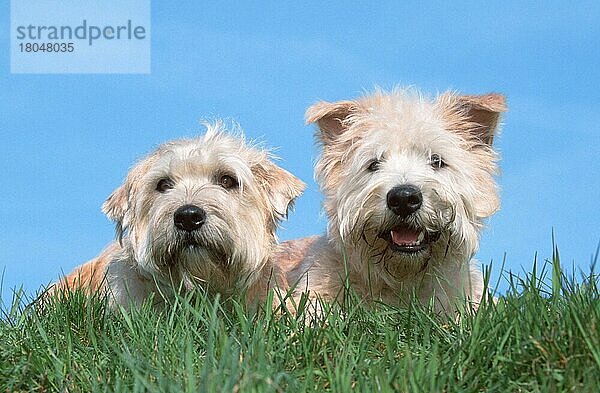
[1,249,599,392]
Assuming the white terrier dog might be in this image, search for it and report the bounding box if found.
[280,89,506,315]
[52,122,304,309]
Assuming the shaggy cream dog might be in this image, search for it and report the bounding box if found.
[280,89,506,315]
[52,122,304,309]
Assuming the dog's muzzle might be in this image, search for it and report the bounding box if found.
[174,204,206,232]
[383,225,440,254]
[386,184,422,217]
[383,184,440,254]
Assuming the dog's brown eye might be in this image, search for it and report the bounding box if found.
[367,160,381,172]
[156,178,174,193]
[430,154,446,169]
[219,174,238,189]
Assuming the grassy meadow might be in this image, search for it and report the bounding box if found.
[1,249,598,392]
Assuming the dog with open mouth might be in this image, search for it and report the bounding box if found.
[279,89,506,315]
[50,122,304,309]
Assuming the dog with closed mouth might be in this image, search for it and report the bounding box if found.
[280,89,506,315]
[51,122,304,309]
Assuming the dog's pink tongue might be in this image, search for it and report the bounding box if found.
[391,228,420,245]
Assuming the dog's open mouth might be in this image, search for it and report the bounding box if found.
[383,225,440,254]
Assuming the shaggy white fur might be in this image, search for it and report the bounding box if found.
[281,89,506,315]
[53,122,304,309]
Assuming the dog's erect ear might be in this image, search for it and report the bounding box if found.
[455,94,507,145]
[253,160,305,223]
[305,100,357,141]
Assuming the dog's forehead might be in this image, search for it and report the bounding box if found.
[153,138,255,176]
[173,141,242,162]
[355,100,455,155]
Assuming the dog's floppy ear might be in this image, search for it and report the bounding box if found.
[305,100,357,142]
[253,160,305,223]
[102,181,132,242]
[446,93,506,218]
[101,158,152,242]
[455,93,507,145]
[102,184,129,223]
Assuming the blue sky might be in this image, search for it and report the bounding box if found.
[2,2,599,302]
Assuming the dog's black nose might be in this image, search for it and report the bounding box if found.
[174,205,206,232]
[387,185,422,217]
